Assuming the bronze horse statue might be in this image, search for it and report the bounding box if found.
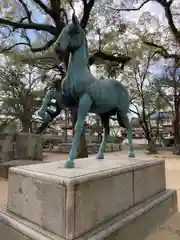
[32,13,135,168]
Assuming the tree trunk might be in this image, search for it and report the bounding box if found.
[70,107,88,158]
[145,132,158,154]
[172,106,180,155]
[139,120,158,154]
[64,108,68,142]
[21,120,32,133]
[146,139,158,154]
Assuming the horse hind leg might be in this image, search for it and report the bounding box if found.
[96,115,110,160]
[117,111,135,158]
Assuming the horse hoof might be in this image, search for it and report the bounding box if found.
[64,161,74,168]
[128,152,135,158]
[96,154,104,160]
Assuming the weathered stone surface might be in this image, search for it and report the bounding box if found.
[74,171,133,237]
[134,162,166,204]
[0,211,61,240]
[0,189,177,240]
[0,134,15,162]
[14,133,43,160]
[0,133,43,162]
[8,173,66,237]
[105,190,177,240]
[7,156,168,239]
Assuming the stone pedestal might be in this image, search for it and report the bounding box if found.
[0,156,178,240]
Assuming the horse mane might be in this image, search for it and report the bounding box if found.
[83,33,90,70]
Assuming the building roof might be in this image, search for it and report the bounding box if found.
[150,112,171,120]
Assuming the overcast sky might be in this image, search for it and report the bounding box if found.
[121,1,165,22]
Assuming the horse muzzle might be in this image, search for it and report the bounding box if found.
[32,112,44,123]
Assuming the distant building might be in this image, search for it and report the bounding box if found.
[150,112,173,128]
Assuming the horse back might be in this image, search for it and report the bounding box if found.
[87,78,130,113]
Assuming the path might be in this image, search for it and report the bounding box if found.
[145,151,180,239]
[0,179,7,209]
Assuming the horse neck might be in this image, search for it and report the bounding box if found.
[66,40,90,77]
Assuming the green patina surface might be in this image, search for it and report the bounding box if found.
[32,13,135,168]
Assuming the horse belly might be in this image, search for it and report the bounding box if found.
[88,85,118,113]
[90,97,117,114]
[90,106,115,114]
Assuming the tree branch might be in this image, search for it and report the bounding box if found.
[81,0,95,29]
[88,50,131,68]
[32,0,53,17]
[141,52,154,89]
[0,42,31,53]
[49,0,67,30]
[155,0,180,43]
[143,40,169,54]
[109,0,180,44]
[0,35,58,53]
[18,0,32,22]
[0,18,57,35]
[143,40,180,60]
[31,36,58,52]
[129,108,140,117]
[109,0,150,12]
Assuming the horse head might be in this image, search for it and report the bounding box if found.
[55,13,86,55]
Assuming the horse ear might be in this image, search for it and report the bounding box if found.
[72,12,79,26]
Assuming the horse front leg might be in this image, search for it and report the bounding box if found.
[64,93,92,168]
[96,115,110,160]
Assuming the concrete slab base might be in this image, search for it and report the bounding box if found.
[0,156,178,239]
[0,190,177,240]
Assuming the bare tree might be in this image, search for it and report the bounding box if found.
[124,51,165,153]
[153,62,180,154]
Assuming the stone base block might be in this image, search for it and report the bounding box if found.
[0,190,177,240]
[1,155,177,239]
[6,156,167,238]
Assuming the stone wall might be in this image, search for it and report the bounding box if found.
[44,142,121,154]
[0,133,43,162]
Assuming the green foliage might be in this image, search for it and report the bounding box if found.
[0,57,49,132]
